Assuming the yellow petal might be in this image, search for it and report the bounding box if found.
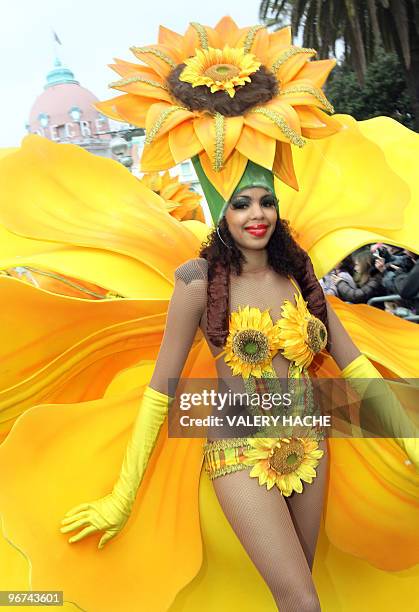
[236,125,276,170]
[278,115,413,271]
[295,58,337,88]
[214,16,241,45]
[198,149,247,201]
[141,134,176,171]
[169,121,203,164]
[130,44,178,78]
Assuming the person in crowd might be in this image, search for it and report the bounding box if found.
[321,256,356,296]
[394,256,419,314]
[331,251,383,303]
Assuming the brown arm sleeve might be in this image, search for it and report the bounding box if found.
[149,258,207,395]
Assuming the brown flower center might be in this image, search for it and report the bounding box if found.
[268,439,305,474]
[306,318,328,353]
[167,64,278,117]
[204,63,241,82]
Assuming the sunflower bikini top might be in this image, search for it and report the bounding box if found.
[223,277,328,381]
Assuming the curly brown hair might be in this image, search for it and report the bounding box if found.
[199,217,328,348]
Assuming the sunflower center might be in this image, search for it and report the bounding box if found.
[204,63,241,82]
[306,318,328,353]
[232,329,269,364]
[244,341,258,355]
[269,439,305,474]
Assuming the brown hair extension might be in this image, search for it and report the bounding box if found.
[199,217,329,348]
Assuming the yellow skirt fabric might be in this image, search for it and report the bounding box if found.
[0,124,419,611]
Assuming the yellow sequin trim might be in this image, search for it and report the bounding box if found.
[281,85,334,114]
[271,46,317,74]
[213,112,225,172]
[252,107,306,147]
[190,22,209,50]
[109,75,169,91]
[145,106,186,145]
[203,437,250,452]
[243,25,265,54]
[131,46,176,69]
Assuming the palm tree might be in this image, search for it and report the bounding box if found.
[260,0,419,130]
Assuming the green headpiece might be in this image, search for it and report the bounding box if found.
[192,156,277,224]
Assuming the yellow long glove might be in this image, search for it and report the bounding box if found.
[60,386,173,548]
[341,354,418,470]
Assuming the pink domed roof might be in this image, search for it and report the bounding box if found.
[28,60,110,141]
[29,82,101,126]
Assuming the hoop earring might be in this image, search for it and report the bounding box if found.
[217,226,231,249]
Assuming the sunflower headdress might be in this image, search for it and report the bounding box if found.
[97,16,340,222]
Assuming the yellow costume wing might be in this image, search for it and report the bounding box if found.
[0,124,418,610]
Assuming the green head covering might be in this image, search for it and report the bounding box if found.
[192,156,277,224]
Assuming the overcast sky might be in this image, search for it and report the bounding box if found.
[0,0,267,147]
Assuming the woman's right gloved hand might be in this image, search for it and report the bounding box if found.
[60,493,131,549]
[60,386,173,549]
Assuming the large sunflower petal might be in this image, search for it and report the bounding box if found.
[214,16,241,46]
[295,58,337,88]
[96,94,161,127]
[109,59,158,77]
[269,47,317,85]
[252,99,303,141]
[130,44,179,78]
[183,23,222,57]
[273,143,299,191]
[145,103,195,143]
[236,26,269,62]
[141,134,177,171]
[109,72,172,103]
[236,125,276,170]
[1,136,199,277]
[268,26,292,54]
[198,149,247,201]
[168,121,203,164]
[279,78,334,114]
[158,25,184,50]
[296,107,342,139]
[279,115,411,270]
[194,114,243,170]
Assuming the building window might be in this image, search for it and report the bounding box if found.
[69,106,82,121]
[38,113,49,127]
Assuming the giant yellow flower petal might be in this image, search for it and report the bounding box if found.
[279,115,416,276]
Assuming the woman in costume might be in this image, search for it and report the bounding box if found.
[0,16,418,612]
[55,16,417,611]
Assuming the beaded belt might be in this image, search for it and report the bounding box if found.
[203,438,252,479]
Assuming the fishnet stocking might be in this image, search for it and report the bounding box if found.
[285,439,329,570]
[213,469,322,612]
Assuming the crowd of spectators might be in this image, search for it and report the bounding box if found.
[320,244,419,321]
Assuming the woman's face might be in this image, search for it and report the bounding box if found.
[223,187,278,250]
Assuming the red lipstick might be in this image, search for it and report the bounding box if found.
[245,224,268,237]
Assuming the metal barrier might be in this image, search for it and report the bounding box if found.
[367,294,419,322]
[367,294,401,306]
